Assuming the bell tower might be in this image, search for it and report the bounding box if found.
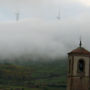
[67,41,90,90]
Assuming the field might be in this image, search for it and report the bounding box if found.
[0,59,67,90]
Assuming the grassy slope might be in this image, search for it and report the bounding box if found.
[0,59,67,90]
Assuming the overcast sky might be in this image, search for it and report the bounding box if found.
[0,0,90,59]
[0,0,90,21]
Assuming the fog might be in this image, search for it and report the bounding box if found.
[0,14,89,60]
[0,0,89,61]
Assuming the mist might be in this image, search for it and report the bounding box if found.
[0,13,89,61]
[0,0,89,61]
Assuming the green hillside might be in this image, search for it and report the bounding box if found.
[0,59,67,90]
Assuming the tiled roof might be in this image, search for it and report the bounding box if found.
[68,47,90,55]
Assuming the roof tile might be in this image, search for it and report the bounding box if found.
[68,47,90,55]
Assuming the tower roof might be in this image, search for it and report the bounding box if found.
[68,47,90,55]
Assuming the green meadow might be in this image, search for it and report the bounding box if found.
[0,59,67,90]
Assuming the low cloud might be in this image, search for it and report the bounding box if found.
[0,12,89,60]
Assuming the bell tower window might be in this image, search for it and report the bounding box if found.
[78,59,85,73]
[69,59,71,73]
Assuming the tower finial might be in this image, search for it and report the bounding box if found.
[79,36,82,47]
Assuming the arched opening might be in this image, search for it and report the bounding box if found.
[78,59,85,73]
[69,59,71,73]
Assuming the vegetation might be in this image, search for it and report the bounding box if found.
[0,59,67,90]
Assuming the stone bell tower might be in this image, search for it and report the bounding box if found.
[67,41,90,90]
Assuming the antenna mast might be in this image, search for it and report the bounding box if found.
[57,8,60,20]
[16,12,20,21]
